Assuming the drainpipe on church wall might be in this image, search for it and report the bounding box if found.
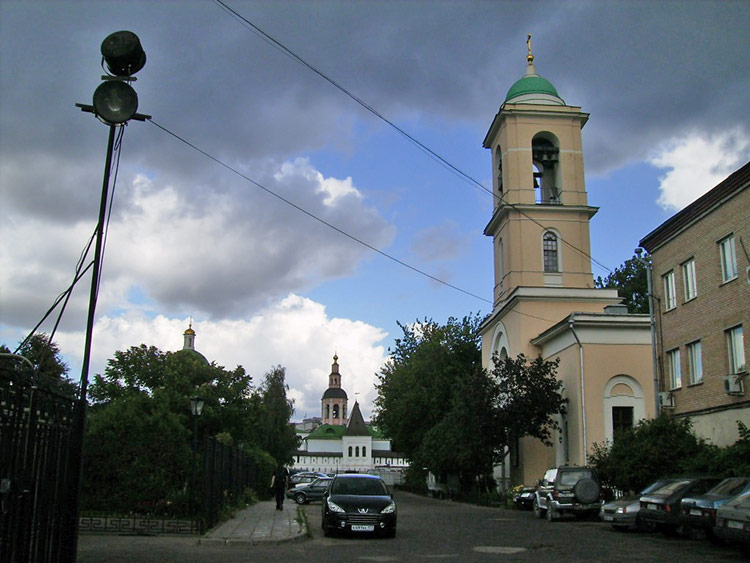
[569,319,587,465]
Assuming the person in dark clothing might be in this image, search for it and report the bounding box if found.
[270,464,289,510]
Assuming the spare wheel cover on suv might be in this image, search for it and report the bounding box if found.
[573,478,599,504]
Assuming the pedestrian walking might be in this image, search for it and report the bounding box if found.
[270,464,289,510]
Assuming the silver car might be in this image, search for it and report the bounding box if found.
[600,479,674,531]
[714,490,750,547]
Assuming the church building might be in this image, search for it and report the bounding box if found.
[290,355,407,476]
[479,39,655,486]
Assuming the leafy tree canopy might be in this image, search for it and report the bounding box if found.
[491,353,567,448]
[594,254,649,314]
[256,365,299,465]
[1,333,77,397]
[88,343,258,447]
[375,314,503,488]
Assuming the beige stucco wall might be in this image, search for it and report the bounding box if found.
[682,407,750,447]
[494,321,654,486]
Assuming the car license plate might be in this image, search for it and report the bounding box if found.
[647,504,659,510]
[351,525,375,532]
[602,515,613,521]
[690,509,702,516]
[727,520,744,530]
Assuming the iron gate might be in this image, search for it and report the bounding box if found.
[0,371,82,563]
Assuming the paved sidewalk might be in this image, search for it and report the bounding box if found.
[199,500,307,546]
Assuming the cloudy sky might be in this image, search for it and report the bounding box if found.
[2,1,749,420]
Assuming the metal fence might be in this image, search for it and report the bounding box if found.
[0,371,83,563]
[201,437,259,532]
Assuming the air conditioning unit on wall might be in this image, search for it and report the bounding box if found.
[724,374,745,396]
[658,391,675,409]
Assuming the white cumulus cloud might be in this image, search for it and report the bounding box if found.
[55,294,389,420]
[650,128,750,211]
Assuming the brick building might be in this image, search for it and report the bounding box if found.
[639,162,750,446]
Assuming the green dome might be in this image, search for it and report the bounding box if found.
[504,63,565,106]
[506,75,559,101]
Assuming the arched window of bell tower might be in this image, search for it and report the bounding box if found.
[543,231,560,273]
[333,404,340,418]
[495,146,504,203]
[531,135,560,204]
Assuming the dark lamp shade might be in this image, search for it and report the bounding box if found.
[101,31,146,76]
[190,396,205,417]
[93,81,138,125]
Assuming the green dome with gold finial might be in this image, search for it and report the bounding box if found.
[505,34,564,106]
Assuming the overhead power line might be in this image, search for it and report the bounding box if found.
[213,0,614,276]
[149,119,492,305]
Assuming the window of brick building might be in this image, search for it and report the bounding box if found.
[687,340,703,384]
[719,234,738,282]
[682,258,697,301]
[726,325,746,374]
[667,348,681,389]
[663,271,676,311]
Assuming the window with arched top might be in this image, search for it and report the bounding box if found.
[362,446,367,457]
[495,146,504,201]
[348,446,352,456]
[355,446,360,457]
[333,404,340,418]
[543,231,559,272]
[325,404,330,418]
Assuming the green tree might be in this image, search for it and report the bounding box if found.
[1,333,77,397]
[589,415,711,492]
[89,344,257,447]
[491,353,567,448]
[374,315,499,489]
[419,360,504,489]
[595,254,649,313]
[84,342,261,512]
[256,365,299,465]
[82,395,192,513]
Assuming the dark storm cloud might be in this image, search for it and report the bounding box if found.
[2,0,748,333]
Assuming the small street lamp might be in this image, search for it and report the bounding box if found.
[190,396,205,418]
[190,396,205,452]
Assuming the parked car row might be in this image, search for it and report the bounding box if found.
[516,466,750,553]
[637,476,750,543]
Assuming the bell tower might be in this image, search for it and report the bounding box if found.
[480,37,620,365]
[484,35,597,306]
[321,354,348,425]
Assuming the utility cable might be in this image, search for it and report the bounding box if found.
[18,127,126,350]
[149,118,493,305]
[212,0,613,277]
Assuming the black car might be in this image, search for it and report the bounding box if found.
[639,477,723,535]
[514,486,537,510]
[286,477,332,505]
[322,473,396,538]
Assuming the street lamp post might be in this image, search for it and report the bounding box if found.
[62,32,149,563]
[635,247,660,416]
[189,396,205,520]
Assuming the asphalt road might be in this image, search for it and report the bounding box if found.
[77,490,748,562]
